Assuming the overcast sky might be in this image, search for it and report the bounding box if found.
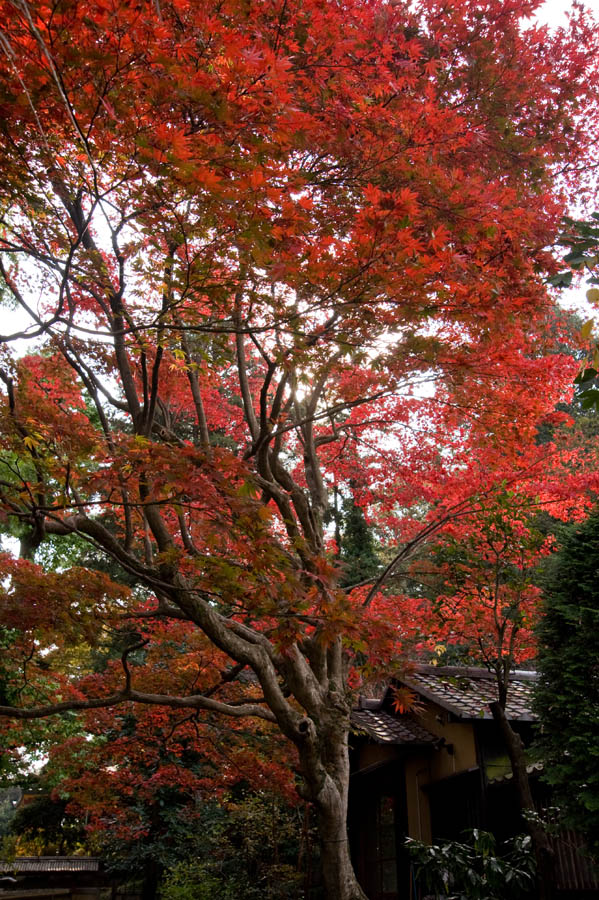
[537,0,599,25]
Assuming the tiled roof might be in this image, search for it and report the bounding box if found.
[0,857,100,873]
[404,665,537,721]
[351,708,438,745]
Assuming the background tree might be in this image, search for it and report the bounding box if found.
[7,792,87,857]
[534,511,599,859]
[52,681,300,899]
[0,1,598,898]
[157,793,307,900]
[338,495,381,590]
[405,493,564,897]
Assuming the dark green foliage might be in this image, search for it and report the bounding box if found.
[406,830,535,900]
[573,367,599,413]
[8,793,86,855]
[0,787,21,840]
[338,497,380,589]
[534,512,599,856]
[157,794,309,900]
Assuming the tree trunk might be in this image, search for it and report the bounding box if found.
[141,852,161,900]
[315,788,368,900]
[297,709,368,900]
[318,827,368,900]
[489,700,555,900]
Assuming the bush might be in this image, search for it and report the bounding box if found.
[159,861,220,900]
[406,829,535,900]
[159,857,303,900]
[158,793,306,900]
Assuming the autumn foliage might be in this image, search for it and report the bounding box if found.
[0,0,598,896]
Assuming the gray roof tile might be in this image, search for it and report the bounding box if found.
[351,709,438,745]
[0,857,100,873]
[404,666,537,721]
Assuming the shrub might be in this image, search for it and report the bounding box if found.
[406,829,535,900]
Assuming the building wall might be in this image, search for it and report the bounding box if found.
[404,756,432,843]
[414,701,478,778]
[352,703,480,847]
[354,742,401,772]
[400,701,479,844]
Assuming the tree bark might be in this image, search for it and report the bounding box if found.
[318,823,368,900]
[489,701,555,900]
[297,708,368,900]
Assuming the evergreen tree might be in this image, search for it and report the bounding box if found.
[534,512,599,856]
[338,497,380,589]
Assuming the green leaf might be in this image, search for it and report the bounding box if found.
[580,389,599,409]
[562,253,587,267]
[547,271,573,287]
[574,367,597,385]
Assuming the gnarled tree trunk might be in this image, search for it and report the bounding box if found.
[297,702,368,900]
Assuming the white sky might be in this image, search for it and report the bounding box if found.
[536,0,599,24]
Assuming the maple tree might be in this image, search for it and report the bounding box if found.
[413,494,549,669]
[0,0,598,897]
[407,494,560,896]
[399,350,599,897]
[50,698,301,898]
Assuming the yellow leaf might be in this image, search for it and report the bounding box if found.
[586,288,599,304]
[581,318,595,340]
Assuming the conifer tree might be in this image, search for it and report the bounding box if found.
[535,513,599,857]
[339,497,380,590]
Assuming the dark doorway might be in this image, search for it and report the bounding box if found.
[349,762,409,900]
